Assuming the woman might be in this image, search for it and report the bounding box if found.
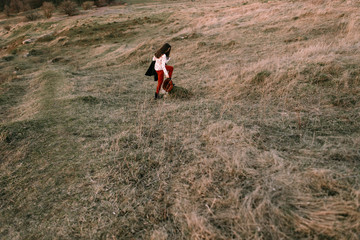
[153,43,173,99]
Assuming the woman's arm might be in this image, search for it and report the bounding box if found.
[161,54,169,78]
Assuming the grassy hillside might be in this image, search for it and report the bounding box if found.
[1,0,359,239]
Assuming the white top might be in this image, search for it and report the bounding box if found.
[153,54,170,78]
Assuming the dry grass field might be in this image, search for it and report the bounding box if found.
[0,0,359,239]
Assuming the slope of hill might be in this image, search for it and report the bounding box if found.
[0,0,359,239]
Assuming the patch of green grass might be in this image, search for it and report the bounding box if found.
[37,34,56,42]
[60,13,172,45]
[0,77,27,119]
[0,83,25,106]
[2,55,15,61]
[0,118,53,145]
[10,24,32,38]
[61,22,138,45]
[35,22,57,31]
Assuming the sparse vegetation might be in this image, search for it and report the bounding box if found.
[82,1,94,10]
[42,1,55,18]
[4,5,11,17]
[37,33,55,42]
[9,0,25,13]
[24,0,46,9]
[3,25,11,31]
[24,10,40,21]
[59,0,78,16]
[94,0,107,7]
[0,0,359,239]
[1,0,105,12]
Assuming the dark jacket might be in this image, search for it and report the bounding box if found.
[145,61,158,81]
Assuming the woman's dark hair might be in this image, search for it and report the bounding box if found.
[155,43,171,58]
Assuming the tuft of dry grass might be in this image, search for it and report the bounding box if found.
[59,0,79,16]
[82,1,95,10]
[24,10,41,21]
[168,86,192,99]
[42,2,56,19]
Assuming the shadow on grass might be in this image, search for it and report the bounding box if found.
[168,86,192,100]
